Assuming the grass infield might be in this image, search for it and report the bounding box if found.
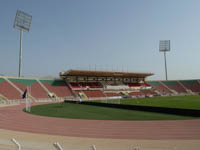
[27,95,200,120]
[120,95,200,110]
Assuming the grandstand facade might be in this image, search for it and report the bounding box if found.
[0,70,200,102]
[60,69,154,100]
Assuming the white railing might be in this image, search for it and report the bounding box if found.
[53,142,64,150]
[106,96,122,99]
[3,97,72,104]
[87,97,108,101]
[92,145,97,150]
[106,85,129,90]
[35,98,64,102]
[1,138,172,150]
[11,138,21,150]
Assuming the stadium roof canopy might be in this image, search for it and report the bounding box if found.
[60,69,154,78]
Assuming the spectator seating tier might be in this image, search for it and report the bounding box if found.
[104,92,121,97]
[140,89,157,96]
[0,78,22,100]
[161,81,187,93]
[147,81,172,95]
[83,90,105,98]
[8,78,49,99]
[128,83,141,89]
[179,80,200,93]
[129,91,142,97]
[70,82,103,89]
[70,82,81,89]
[40,80,73,97]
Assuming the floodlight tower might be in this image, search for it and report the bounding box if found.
[13,10,32,77]
[159,40,170,80]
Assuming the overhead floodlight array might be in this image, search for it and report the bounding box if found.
[159,40,170,52]
[14,10,32,32]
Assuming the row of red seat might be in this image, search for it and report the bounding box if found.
[128,82,151,88]
[1,78,200,101]
[70,82,102,89]
[147,80,200,94]
[0,79,74,100]
[71,82,151,89]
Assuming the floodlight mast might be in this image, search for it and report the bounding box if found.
[19,30,23,77]
[164,51,168,80]
[13,10,32,77]
[159,40,170,81]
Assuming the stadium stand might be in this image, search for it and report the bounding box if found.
[0,78,22,100]
[140,89,157,96]
[179,80,200,93]
[75,90,88,99]
[3,69,200,101]
[60,69,154,99]
[83,90,105,98]
[40,79,74,98]
[8,78,49,99]
[161,80,187,94]
[146,81,172,95]
[105,84,129,90]
[70,82,103,90]
[70,82,81,89]
[129,91,143,97]
[0,94,7,100]
[141,82,151,87]
[120,91,130,97]
[82,82,102,88]
[104,92,121,97]
[128,83,141,89]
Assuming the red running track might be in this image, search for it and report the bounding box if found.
[0,103,200,139]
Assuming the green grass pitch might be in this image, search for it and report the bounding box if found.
[27,95,200,120]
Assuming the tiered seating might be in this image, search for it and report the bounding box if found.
[106,85,129,90]
[128,83,141,89]
[88,82,101,88]
[70,82,103,90]
[78,82,87,88]
[79,82,103,88]
[75,90,88,99]
[83,90,105,98]
[140,82,151,87]
[129,91,142,97]
[147,81,172,95]
[0,78,21,100]
[179,80,200,93]
[140,89,157,96]
[104,92,121,97]
[120,91,130,97]
[161,81,187,94]
[70,82,81,89]
[40,79,73,97]
[8,78,49,99]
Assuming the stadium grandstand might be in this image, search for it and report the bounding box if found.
[60,69,154,100]
[0,69,200,102]
[1,70,200,150]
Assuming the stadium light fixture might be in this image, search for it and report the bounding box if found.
[159,40,170,80]
[14,10,32,77]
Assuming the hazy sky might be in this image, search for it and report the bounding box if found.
[0,0,200,80]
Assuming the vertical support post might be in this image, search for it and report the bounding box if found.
[164,51,168,80]
[25,86,31,112]
[19,30,23,77]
